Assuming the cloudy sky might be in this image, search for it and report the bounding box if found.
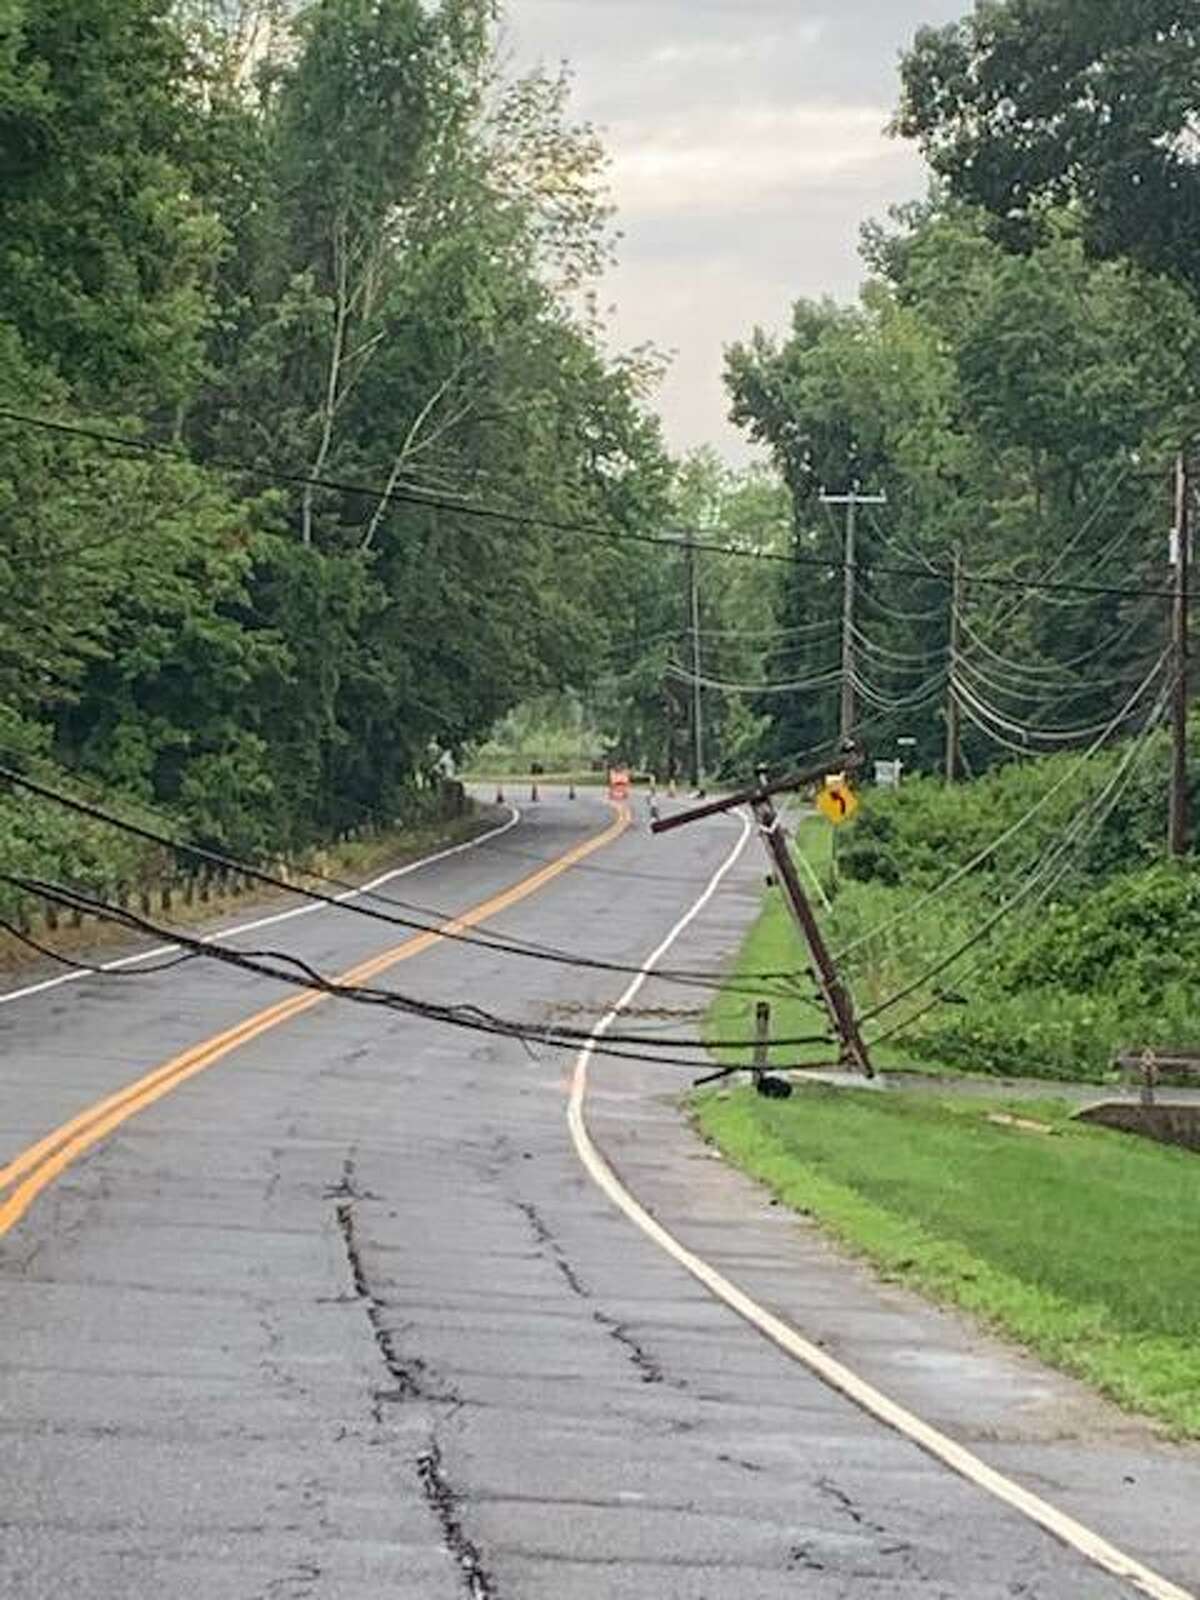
[506,0,967,460]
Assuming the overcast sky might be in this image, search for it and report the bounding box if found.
[506,0,967,461]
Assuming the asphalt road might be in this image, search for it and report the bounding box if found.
[1,790,1197,1599]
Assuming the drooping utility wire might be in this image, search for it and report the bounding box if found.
[954,646,1151,703]
[863,506,944,577]
[954,609,1152,683]
[0,917,197,977]
[861,674,1173,1032]
[0,742,778,972]
[873,726,1157,1043]
[857,587,946,627]
[694,617,842,644]
[1020,706,1169,916]
[846,668,947,715]
[2,872,833,1066]
[848,622,948,668]
[0,736,704,902]
[1003,509,1148,618]
[950,669,1156,746]
[982,460,1134,631]
[664,663,843,696]
[0,408,1194,602]
[0,762,816,998]
[952,695,1077,760]
[952,662,1157,744]
[832,649,1170,966]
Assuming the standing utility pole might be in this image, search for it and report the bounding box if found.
[945,546,964,783]
[1169,450,1191,858]
[686,535,704,790]
[821,484,887,741]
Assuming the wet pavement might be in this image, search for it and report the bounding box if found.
[1,790,1197,1598]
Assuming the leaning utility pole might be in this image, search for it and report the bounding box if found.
[752,786,874,1075]
[945,546,964,783]
[652,754,874,1077]
[1169,450,1191,858]
[821,484,887,740]
[686,534,704,789]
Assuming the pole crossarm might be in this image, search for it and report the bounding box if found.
[818,493,888,507]
[649,747,866,837]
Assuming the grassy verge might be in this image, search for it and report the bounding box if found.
[696,1084,1200,1437]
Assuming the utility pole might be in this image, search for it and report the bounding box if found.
[752,789,874,1075]
[686,534,704,790]
[821,484,887,740]
[1169,450,1191,858]
[651,755,875,1078]
[946,546,964,783]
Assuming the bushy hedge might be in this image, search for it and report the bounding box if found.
[840,728,1194,893]
[996,865,1200,1002]
[824,735,1200,1082]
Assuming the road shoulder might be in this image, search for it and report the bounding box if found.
[577,830,1200,1596]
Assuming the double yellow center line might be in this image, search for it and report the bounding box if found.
[0,806,629,1238]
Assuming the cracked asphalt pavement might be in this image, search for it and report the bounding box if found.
[2,790,1198,1598]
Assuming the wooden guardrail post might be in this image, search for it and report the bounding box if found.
[753,1001,770,1090]
[752,1002,794,1100]
[1141,1048,1159,1108]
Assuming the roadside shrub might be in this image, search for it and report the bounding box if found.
[996,864,1200,1002]
[843,728,1193,895]
[812,724,1200,1081]
[911,982,1200,1083]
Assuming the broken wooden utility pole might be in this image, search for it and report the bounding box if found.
[1169,449,1191,859]
[652,753,875,1077]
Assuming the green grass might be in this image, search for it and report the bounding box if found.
[696,1085,1200,1436]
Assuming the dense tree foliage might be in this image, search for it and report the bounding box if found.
[0,0,675,895]
[474,449,790,782]
[896,2,1200,292]
[588,450,790,781]
[720,4,1200,1079]
[726,204,1200,772]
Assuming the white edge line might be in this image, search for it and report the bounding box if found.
[567,812,1195,1600]
[0,807,523,1010]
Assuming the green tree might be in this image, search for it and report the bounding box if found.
[0,0,677,886]
[896,3,1200,291]
[0,0,221,415]
[726,206,1198,773]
